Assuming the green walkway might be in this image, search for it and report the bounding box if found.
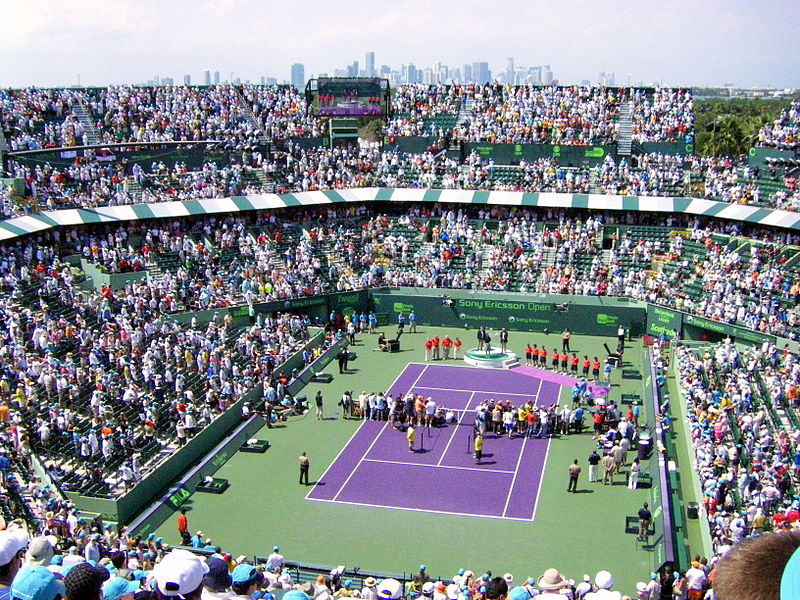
[151,327,664,593]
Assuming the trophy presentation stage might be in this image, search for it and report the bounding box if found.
[462,348,519,369]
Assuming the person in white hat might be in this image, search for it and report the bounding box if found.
[25,537,57,568]
[502,574,514,591]
[635,582,648,599]
[376,579,402,600]
[153,549,209,600]
[575,575,592,599]
[0,527,30,592]
[584,571,620,600]
[360,578,378,600]
[536,568,567,599]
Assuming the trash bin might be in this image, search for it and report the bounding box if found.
[638,435,652,460]
[687,502,700,519]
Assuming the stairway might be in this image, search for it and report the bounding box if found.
[457,98,475,128]
[243,167,272,190]
[589,169,602,194]
[0,127,7,164]
[125,177,143,203]
[234,87,270,146]
[72,102,101,145]
[617,102,633,157]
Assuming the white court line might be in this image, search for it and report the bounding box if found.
[529,378,555,521]
[530,436,552,522]
[307,363,425,501]
[304,420,365,501]
[501,378,542,517]
[409,361,549,398]
[415,385,539,398]
[333,423,387,501]
[363,458,515,475]
[306,497,534,522]
[437,391,475,467]
[332,364,430,502]
[533,377,544,405]
[502,436,528,517]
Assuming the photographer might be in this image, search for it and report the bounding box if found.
[374,332,389,352]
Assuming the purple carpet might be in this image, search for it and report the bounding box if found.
[307,363,562,521]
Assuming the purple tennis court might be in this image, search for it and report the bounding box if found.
[307,363,567,521]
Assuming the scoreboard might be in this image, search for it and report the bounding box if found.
[309,77,390,117]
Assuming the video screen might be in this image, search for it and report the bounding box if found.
[316,77,385,116]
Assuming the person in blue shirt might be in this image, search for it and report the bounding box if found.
[572,406,585,434]
[359,313,368,332]
[632,401,641,426]
[0,449,9,486]
[408,310,418,333]
[190,531,203,548]
[368,312,378,334]
[398,312,406,327]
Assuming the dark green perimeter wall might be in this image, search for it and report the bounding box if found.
[373,289,646,336]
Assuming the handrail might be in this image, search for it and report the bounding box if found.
[6,140,224,157]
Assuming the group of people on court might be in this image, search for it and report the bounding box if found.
[397,392,593,461]
[424,335,463,360]
[525,346,605,379]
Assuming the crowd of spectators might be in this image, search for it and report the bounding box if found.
[0,204,796,598]
[1,197,800,341]
[1,88,88,150]
[0,518,729,600]
[0,218,336,498]
[5,143,798,218]
[386,84,694,146]
[2,83,799,218]
[451,85,621,145]
[673,338,800,575]
[7,84,800,600]
[758,100,800,148]
[1,86,322,152]
[628,88,693,144]
[3,85,695,152]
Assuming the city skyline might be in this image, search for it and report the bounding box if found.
[1,0,799,89]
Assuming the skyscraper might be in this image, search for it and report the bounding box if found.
[291,63,305,90]
[402,64,417,84]
[506,57,515,84]
[204,70,211,86]
[543,65,553,85]
[365,52,375,77]
[184,74,191,86]
[463,64,472,82]
[472,62,491,83]
[213,71,220,85]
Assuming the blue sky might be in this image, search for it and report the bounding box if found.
[0,0,797,88]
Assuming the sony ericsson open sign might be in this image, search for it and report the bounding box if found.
[457,299,552,312]
[456,299,553,326]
